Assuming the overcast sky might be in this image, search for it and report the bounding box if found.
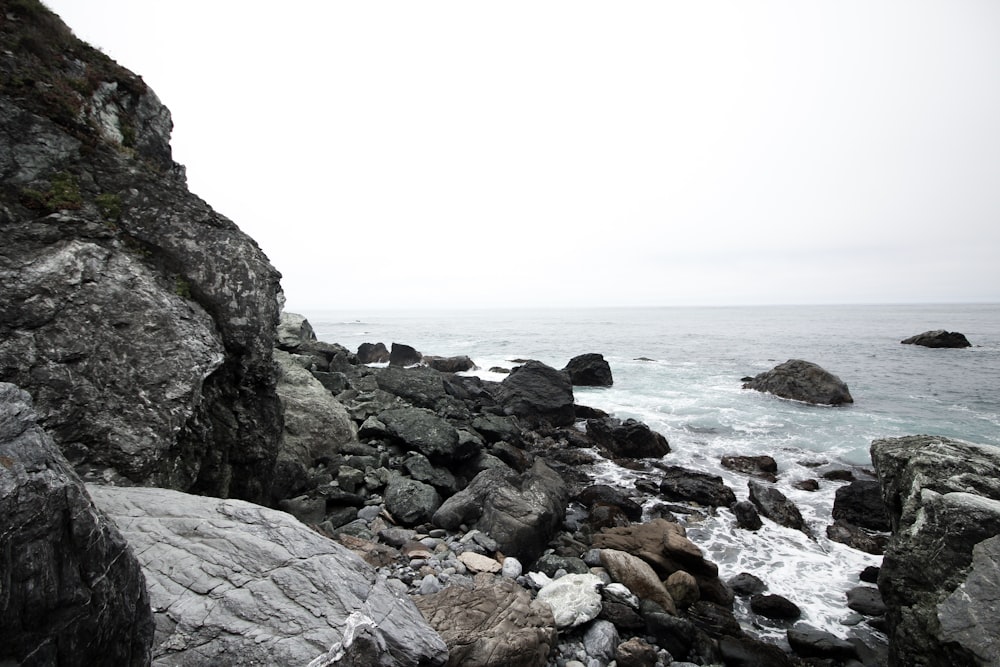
[45,1,1000,310]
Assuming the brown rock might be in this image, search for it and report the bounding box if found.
[599,548,677,614]
[666,570,701,609]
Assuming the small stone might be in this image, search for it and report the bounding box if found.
[418,574,443,595]
[502,557,523,579]
[457,551,501,573]
[536,573,604,629]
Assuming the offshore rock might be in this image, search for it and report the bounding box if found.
[494,360,576,427]
[742,359,853,405]
[389,342,422,366]
[89,484,447,666]
[415,574,557,667]
[900,329,972,348]
[357,342,391,364]
[562,353,614,387]
[587,417,670,459]
[0,5,283,502]
[832,479,890,531]
[0,383,153,666]
[872,435,1000,667]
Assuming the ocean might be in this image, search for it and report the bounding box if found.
[304,303,1000,643]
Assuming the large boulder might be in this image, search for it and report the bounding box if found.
[494,360,576,427]
[587,417,670,459]
[562,353,613,387]
[658,465,736,507]
[742,359,853,405]
[901,330,972,348]
[415,574,556,667]
[0,383,153,666]
[379,406,476,462]
[748,480,808,534]
[357,342,390,364]
[389,342,422,366]
[88,484,448,666]
[0,4,283,503]
[831,479,890,531]
[432,459,568,563]
[871,435,1000,667]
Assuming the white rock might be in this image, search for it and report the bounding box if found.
[502,556,523,579]
[536,573,603,628]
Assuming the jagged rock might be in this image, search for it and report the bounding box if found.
[721,455,778,481]
[937,535,1000,666]
[786,627,858,661]
[384,475,441,526]
[666,570,701,608]
[742,359,853,405]
[0,5,283,503]
[576,483,644,521]
[458,551,502,573]
[832,479,890,531]
[750,594,801,620]
[276,311,316,350]
[536,573,604,628]
[583,619,619,663]
[402,452,458,494]
[872,435,1000,667]
[592,518,718,579]
[378,406,466,461]
[357,342,390,364]
[901,330,972,348]
[494,360,576,427]
[587,417,670,459]
[389,342,422,366]
[686,600,743,639]
[415,574,556,667]
[89,484,447,666]
[826,518,888,555]
[375,366,450,410]
[599,548,677,614]
[432,460,567,563]
[423,355,477,372]
[273,349,358,500]
[0,383,154,666]
[733,500,763,530]
[658,465,736,507]
[846,585,886,616]
[562,353,613,387]
[727,572,767,596]
[748,480,808,533]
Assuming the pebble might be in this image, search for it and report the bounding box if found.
[501,557,523,579]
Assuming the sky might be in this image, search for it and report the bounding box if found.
[43,1,1000,310]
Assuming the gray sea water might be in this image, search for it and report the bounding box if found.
[305,303,1000,643]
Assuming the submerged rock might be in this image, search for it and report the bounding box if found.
[742,359,853,405]
[901,329,971,348]
[89,484,447,666]
[748,479,808,534]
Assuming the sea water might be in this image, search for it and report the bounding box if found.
[305,303,1000,643]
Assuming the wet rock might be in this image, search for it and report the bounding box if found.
[751,593,802,620]
[666,570,701,608]
[721,454,778,481]
[833,479,891,531]
[742,359,853,405]
[794,478,820,491]
[727,572,767,596]
[587,417,670,459]
[733,500,763,530]
[536,573,604,628]
[826,518,888,555]
[576,483,644,521]
[599,548,677,613]
[423,355,477,372]
[415,574,556,667]
[357,342,390,364]
[562,353,613,387]
[686,600,743,639]
[384,476,441,526]
[0,383,154,666]
[657,465,736,507]
[718,635,795,667]
[388,342,422,366]
[494,360,576,427]
[901,330,971,348]
[592,518,718,579]
[786,627,858,661]
[615,637,660,667]
[846,585,886,616]
[748,480,808,534]
[89,485,446,666]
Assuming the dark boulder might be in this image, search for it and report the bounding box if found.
[748,480,808,534]
[0,383,154,666]
[423,355,477,373]
[832,479,890,531]
[786,627,858,661]
[846,585,886,616]
[357,342,390,363]
[742,359,853,405]
[721,455,777,481]
[733,500,763,530]
[576,484,644,522]
[727,572,767,597]
[718,635,795,667]
[562,353,613,387]
[871,435,1000,667]
[389,342,422,366]
[658,465,736,507]
[378,406,476,462]
[901,330,972,348]
[826,519,888,555]
[384,475,442,526]
[750,593,801,620]
[376,365,449,410]
[494,360,575,428]
[587,417,670,459]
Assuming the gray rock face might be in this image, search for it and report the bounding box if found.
[0,6,283,503]
[562,353,614,387]
[901,329,972,348]
[872,435,1000,667]
[0,383,153,666]
[415,574,556,667]
[495,360,576,427]
[432,460,568,563]
[88,484,448,666]
[742,359,853,405]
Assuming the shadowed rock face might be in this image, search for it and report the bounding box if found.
[742,359,853,405]
[0,383,154,666]
[872,435,1000,667]
[88,484,448,667]
[0,3,283,502]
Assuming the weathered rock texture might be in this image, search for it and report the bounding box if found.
[872,435,1000,667]
[0,383,153,666]
[742,359,853,405]
[495,360,576,427]
[89,484,448,666]
[900,330,972,348]
[0,1,283,503]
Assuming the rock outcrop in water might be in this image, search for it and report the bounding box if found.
[742,359,854,405]
[900,330,972,348]
[0,383,154,666]
[871,435,1000,667]
[1,2,284,503]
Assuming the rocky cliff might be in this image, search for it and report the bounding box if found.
[0,1,283,503]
